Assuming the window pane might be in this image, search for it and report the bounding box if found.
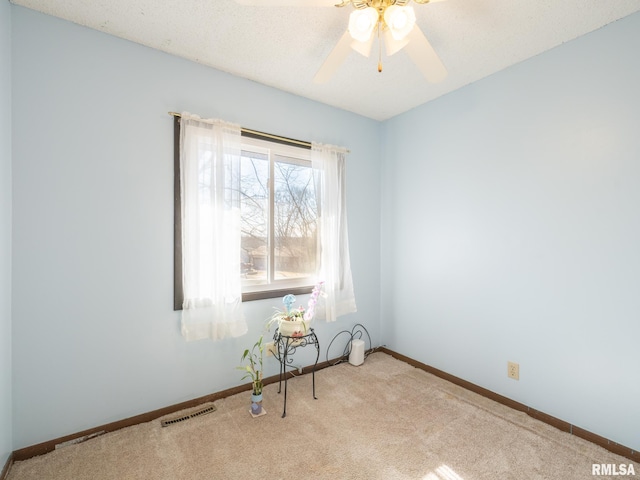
[240,151,269,287]
[273,155,317,281]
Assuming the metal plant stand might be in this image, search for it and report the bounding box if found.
[273,327,320,418]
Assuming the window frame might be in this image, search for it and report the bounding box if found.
[173,117,316,309]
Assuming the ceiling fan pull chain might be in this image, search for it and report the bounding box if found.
[377,22,383,72]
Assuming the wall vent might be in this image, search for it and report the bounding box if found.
[161,405,216,427]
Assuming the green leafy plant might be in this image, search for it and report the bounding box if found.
[237,335,264,395]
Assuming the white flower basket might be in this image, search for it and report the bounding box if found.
[278,319,310,338]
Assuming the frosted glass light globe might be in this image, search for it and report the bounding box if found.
[348,7,378,42]
[384,5,416,41]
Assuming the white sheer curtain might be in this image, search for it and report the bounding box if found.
[180,112,247,341]
[312,142,357,322]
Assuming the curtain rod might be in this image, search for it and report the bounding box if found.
[169,111,312,150]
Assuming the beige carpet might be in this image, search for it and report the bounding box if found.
[8,353,638,479]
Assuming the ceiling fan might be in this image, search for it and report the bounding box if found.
[234,0,448,84]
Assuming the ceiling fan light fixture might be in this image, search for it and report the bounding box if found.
[383,5,416,41]
[348,7,378,42]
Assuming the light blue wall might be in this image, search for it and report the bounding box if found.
[11,6,381,449]
[0,0,13,468]
[382,12,640,451]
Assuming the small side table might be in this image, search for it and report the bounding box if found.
[273,328,320,418]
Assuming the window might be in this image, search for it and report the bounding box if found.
[239,136,318,299]
[174,112,357,342]
[174,117,318,309]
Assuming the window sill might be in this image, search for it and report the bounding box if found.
[173,286,314,310]
[242,285,313,302]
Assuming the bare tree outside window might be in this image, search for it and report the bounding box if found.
[239,140,317,294]
[273,155,317,280]
[239,151,268,285]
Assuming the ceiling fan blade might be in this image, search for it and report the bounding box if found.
[351,32,375,58]
[383,28,409,56]
[313,31,352,84]
[404,25,447,83]
[233,0,337,6]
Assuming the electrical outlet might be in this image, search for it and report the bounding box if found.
[265,342,277,357]
[507,361,520,380]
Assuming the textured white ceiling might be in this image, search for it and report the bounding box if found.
[10,0,640,120]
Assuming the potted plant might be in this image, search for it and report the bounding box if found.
[267,282,324,338]
[237,335,265,416]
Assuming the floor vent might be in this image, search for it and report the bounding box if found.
[161,405,217,427]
